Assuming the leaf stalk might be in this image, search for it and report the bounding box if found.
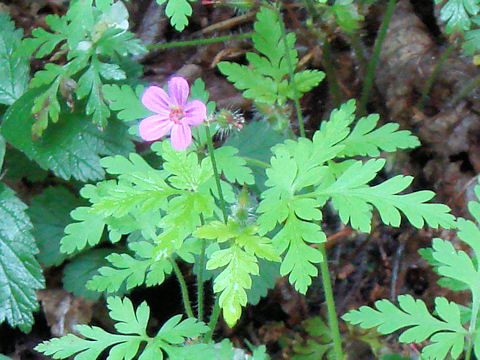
[170,258,195,319]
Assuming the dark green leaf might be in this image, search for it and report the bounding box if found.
[225,121,285,192]
[1,89,134,181]
[28,186,83,267]
[63,248,112,300]
[0,183,44,331]
[0,13,29,105]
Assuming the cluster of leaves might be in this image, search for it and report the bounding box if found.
[21,0,147,136]
[0,0,142,334]
[256,99,455,294]
[343,182,480,359]
[36,297,269,359]
[0,13,45,332]
[218,5,325,128]
[316,0,364,34]
[435,0,480,57]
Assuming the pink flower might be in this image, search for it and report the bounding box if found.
[139,76,207,150]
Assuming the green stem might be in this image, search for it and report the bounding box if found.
[197,215,207,322]
[302,0,342,107]
[204,124,229,338]
[322,38,342,108]
[349,32,367,71]
[449,73,480,106]
[205,297,221,342]
[242,156,270,169]
[205,125,228,223]
[147,32,254,50]
[358,0,396,116]
[170,258,195,319]
[418,43,456,108]
[319,243,344,360]
[277,5,306,138]
[466,292,480,360]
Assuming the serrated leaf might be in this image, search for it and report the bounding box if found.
[0,13,29,105]
[103,84,151,122]
[28,186,83,266]
[343,295,466,360]
[1,89,134,181]
[0,183,44,331]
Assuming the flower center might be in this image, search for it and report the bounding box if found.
[169,105,185,124]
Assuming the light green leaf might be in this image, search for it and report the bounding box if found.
[214,146,254,185]
[343,295,466,360]
[35,297,208,360]
[158,0,193,31]
[61,206,106,254]
[438,0,479,33]
[103,84,151,122]
[337,113,420,157]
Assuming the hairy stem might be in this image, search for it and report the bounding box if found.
[277,5,306,138]
[205,125,228,223]
[243,156,270,169]
[170,258,195,319]
[147,32,253,50]
[358,0,396,116]
[349,32,367,71]
[205,297,221,342]
[418,43,456,108]
[197,215,207,322]
[204,124,228,336]
[319,243,344,360]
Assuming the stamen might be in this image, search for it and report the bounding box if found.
[169,106,185,124]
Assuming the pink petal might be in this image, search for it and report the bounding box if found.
[170,123,192,150]
[183,100,207,126]
[142,86,171,115]
[168,77,189,106]
[139,115,173,141]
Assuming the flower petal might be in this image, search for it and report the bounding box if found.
[139,115,173,141]
[168,76,189,106]
[142,86,171,115]
[170,123,192,150]
[183,100,207,126]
